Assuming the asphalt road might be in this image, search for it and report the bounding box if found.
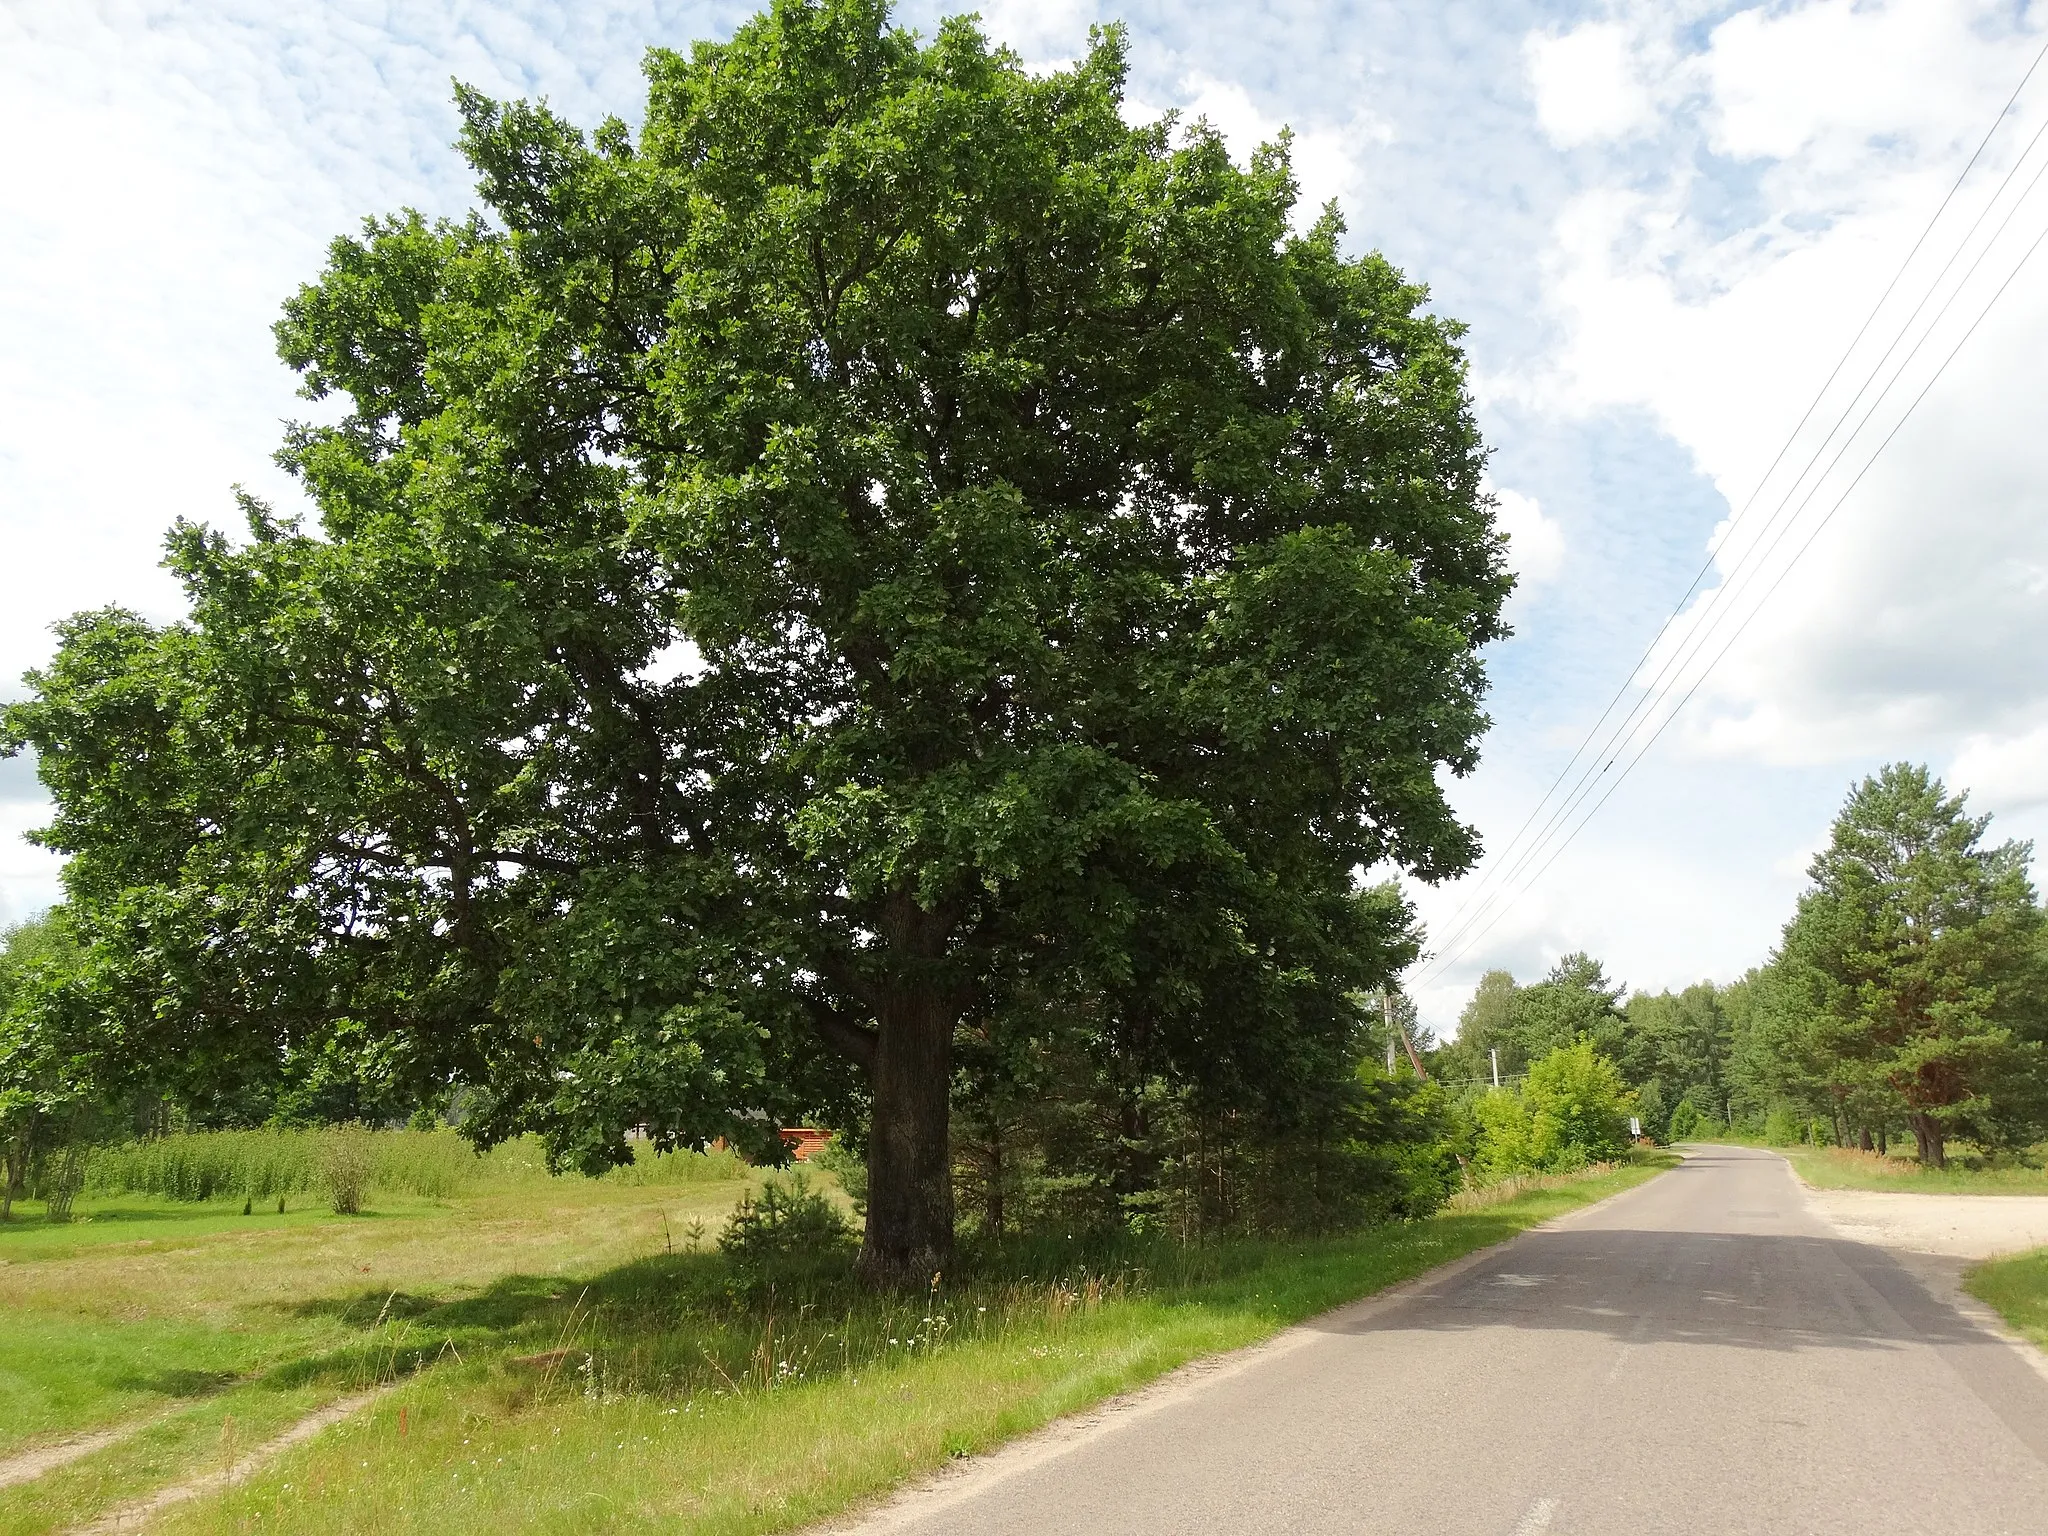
[848,1146,2048,1536]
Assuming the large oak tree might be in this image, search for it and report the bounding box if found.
[5,0,1508,1277]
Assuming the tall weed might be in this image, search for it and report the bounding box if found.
[86,1127,746,1206]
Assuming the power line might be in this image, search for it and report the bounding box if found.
[1418,205,2048,987]
[1410,27,2048,979]
[1412,31,2048,991]
[1414,136,2048,987]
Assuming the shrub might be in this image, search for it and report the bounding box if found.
[33,1142,90,1222]
[809,1136,868,1214]
[1525,1038,1634,1169]
[1666,1098,1702,1141]
[718,1173,856,1290]
[1471,1088,1537,1183]
[319,1124,374,1214]
[1763,1105,1803,1147]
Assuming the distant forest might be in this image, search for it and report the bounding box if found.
[1434,763,2047,1169]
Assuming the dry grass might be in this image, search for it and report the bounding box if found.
[1782,1145,2048,1195]
[1445,1150,1676,1212]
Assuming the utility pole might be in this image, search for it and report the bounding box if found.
[1490,1048,1499,1088]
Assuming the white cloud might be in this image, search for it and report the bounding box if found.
[1492,486,1566,589]
[1527,22,1655,148]
[1525,0,2048,772]
[1951,722,2048,816]
[1128,72,1385,228]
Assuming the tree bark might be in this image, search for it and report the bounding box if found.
[1908,1113,1946,1169]
[859,982,956,1284]
[1858,1127,1873,1152]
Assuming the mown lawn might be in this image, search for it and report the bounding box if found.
[1966,1246,2048,1351]
[1,1154,1671,1536]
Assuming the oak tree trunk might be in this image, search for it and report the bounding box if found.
[860,984,956,1284]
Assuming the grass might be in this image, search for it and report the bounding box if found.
[1777,1144,2048,1195]
[0,1146,1672,1536]
[82,1128,750,1206]
[0,1169,760,1460]
[150,1155,1668,1536]
[1966,1247,2048,1351]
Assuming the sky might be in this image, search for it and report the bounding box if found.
[4,0,2047,1034]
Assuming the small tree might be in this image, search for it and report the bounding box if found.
[1523,1037,1632,1167]
[0,912,97,1220]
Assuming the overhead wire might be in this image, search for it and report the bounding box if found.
[1408,30,2048,991]
[1422,206,2048,985]
[1413,128,2048,986]
[1418,28,2048,964]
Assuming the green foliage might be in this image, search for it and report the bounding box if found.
[810,1137,869,1215]
[0,909,99,1220]
[318,1123,375,1214]
[1766,764,2046,1166]
[2,0,1506,1268]
[1622,981,1729,1137]
[1523,1037,1634,1166]
[1665,1097,1703,1141]
[1468,1038,1634,1179]
[718,1173,858,1290]
[1439,955,1627,1081]
[1469,1087,1536,1183]
[947,988,1458,1242]
[1761,1105,1803,1148]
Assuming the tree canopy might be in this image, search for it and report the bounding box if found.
[3,0,1509,1275]
[1767,764,2045,1166]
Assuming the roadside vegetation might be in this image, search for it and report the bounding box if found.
[1966,1247,2048,1352]
[0,1141,1664,1536]
[1433,764,2048,1177]
[1780,1145,2048,1196]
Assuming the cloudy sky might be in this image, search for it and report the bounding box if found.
[4,0,2046,1032]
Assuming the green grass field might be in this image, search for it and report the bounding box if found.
[1,1147,1671,1536]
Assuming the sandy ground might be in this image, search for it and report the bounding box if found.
[1800,1186,2048,1259]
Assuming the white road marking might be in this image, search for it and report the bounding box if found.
[1510,1496,1560,1535]
[1605,1343,1634,1382]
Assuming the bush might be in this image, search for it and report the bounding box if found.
[1763,1105,1803,1147]
[1666,1098,1702,1141]
[1471,1088,1537,1183]
[319,1124,374,1214]
[33,1142,90,1222]
[718,1173,857,1290]
[1524,1039,1634,1168]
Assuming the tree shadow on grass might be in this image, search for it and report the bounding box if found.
[106,1367,239,1399]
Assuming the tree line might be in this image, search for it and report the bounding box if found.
[1434,763,2048,1168]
